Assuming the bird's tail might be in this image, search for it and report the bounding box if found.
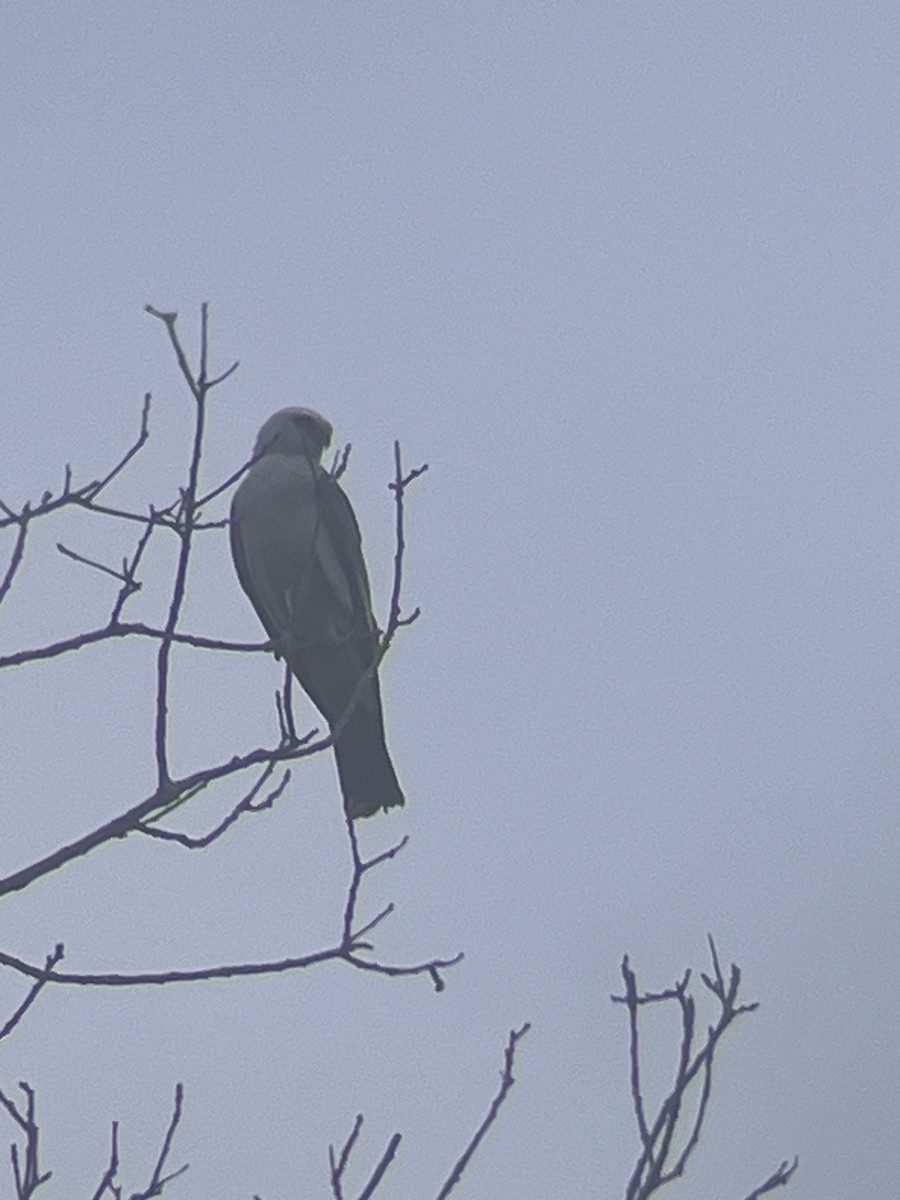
[288,646,405,820]
[333,679,405,819]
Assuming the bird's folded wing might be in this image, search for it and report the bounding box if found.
[230,454,320,646]
[315,470,377,638]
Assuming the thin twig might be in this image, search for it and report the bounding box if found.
[327,1113,401,1200]
[108,513,159,625]
[742,1158,800,1200]
[434,1023,531,1200]
[90,1123,119,1200]
[616,944,791,1200]
[329,1112,363,1198]
[5,1082,51,1199]
[330,442,352,481]
[0,733,336,898]
[621,956,656,1184]
[132,1084,188,1199]
[83,391,152,501]
[0,395,152,545]
[0,945,64,1042]
[56,543,133,582]
[0,943,463,989]
[196,450,256,508]
[0,516,29,609]
[0,624,269,671]
[359,1133,402,1200]
[145,306,199,401]
[341,824,409,947]
[385,444,428,641]
[139,766,292,848]
[152,321,205,784]
[90,1086,188,1199]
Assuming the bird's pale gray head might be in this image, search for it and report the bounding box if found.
[253,408,334,460]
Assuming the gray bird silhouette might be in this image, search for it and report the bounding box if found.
[230,408,404,819]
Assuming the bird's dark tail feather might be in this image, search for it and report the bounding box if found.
[333,702,405,819]
[289,648,405,820]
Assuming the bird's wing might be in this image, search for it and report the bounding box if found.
[314,468,377,638]
[230,454,320,648]
[231,454,377,650]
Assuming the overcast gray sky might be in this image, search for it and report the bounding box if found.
[1,3,898,1197]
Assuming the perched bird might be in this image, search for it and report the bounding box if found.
[230,408,404,819]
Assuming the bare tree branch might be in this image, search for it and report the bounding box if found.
[131,1084,189,1199]
[0,515,29,610]
[358,1133,402,1200]
[108,511,161,626]
[138,763,294,849]
[0,624,268,671]
[0,828,461,993]
[149,307,213,787]
[385,444,427,639]
[0,946,64,1043]
[1,1082,51,1199]
[329,1113,364,1199]
[614,940,796,1200]
[0,942,462,989]
[321,1022,529,1200]
[330,442,352,482]
[195,450,257,508]
[0,732,323,899]
[83,391,152,501]
[741,1158,800,1200]
[89,1122,118,1200]
[0,818,462,991]
[0,398,153,569]
[90,1084,187,1199]
[56,541,135,583]
[434,1023,531,1200]
[328,1115,401,1200]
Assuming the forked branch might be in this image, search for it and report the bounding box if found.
[614,938,797,1200]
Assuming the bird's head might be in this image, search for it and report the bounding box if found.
[253,408,334,462]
